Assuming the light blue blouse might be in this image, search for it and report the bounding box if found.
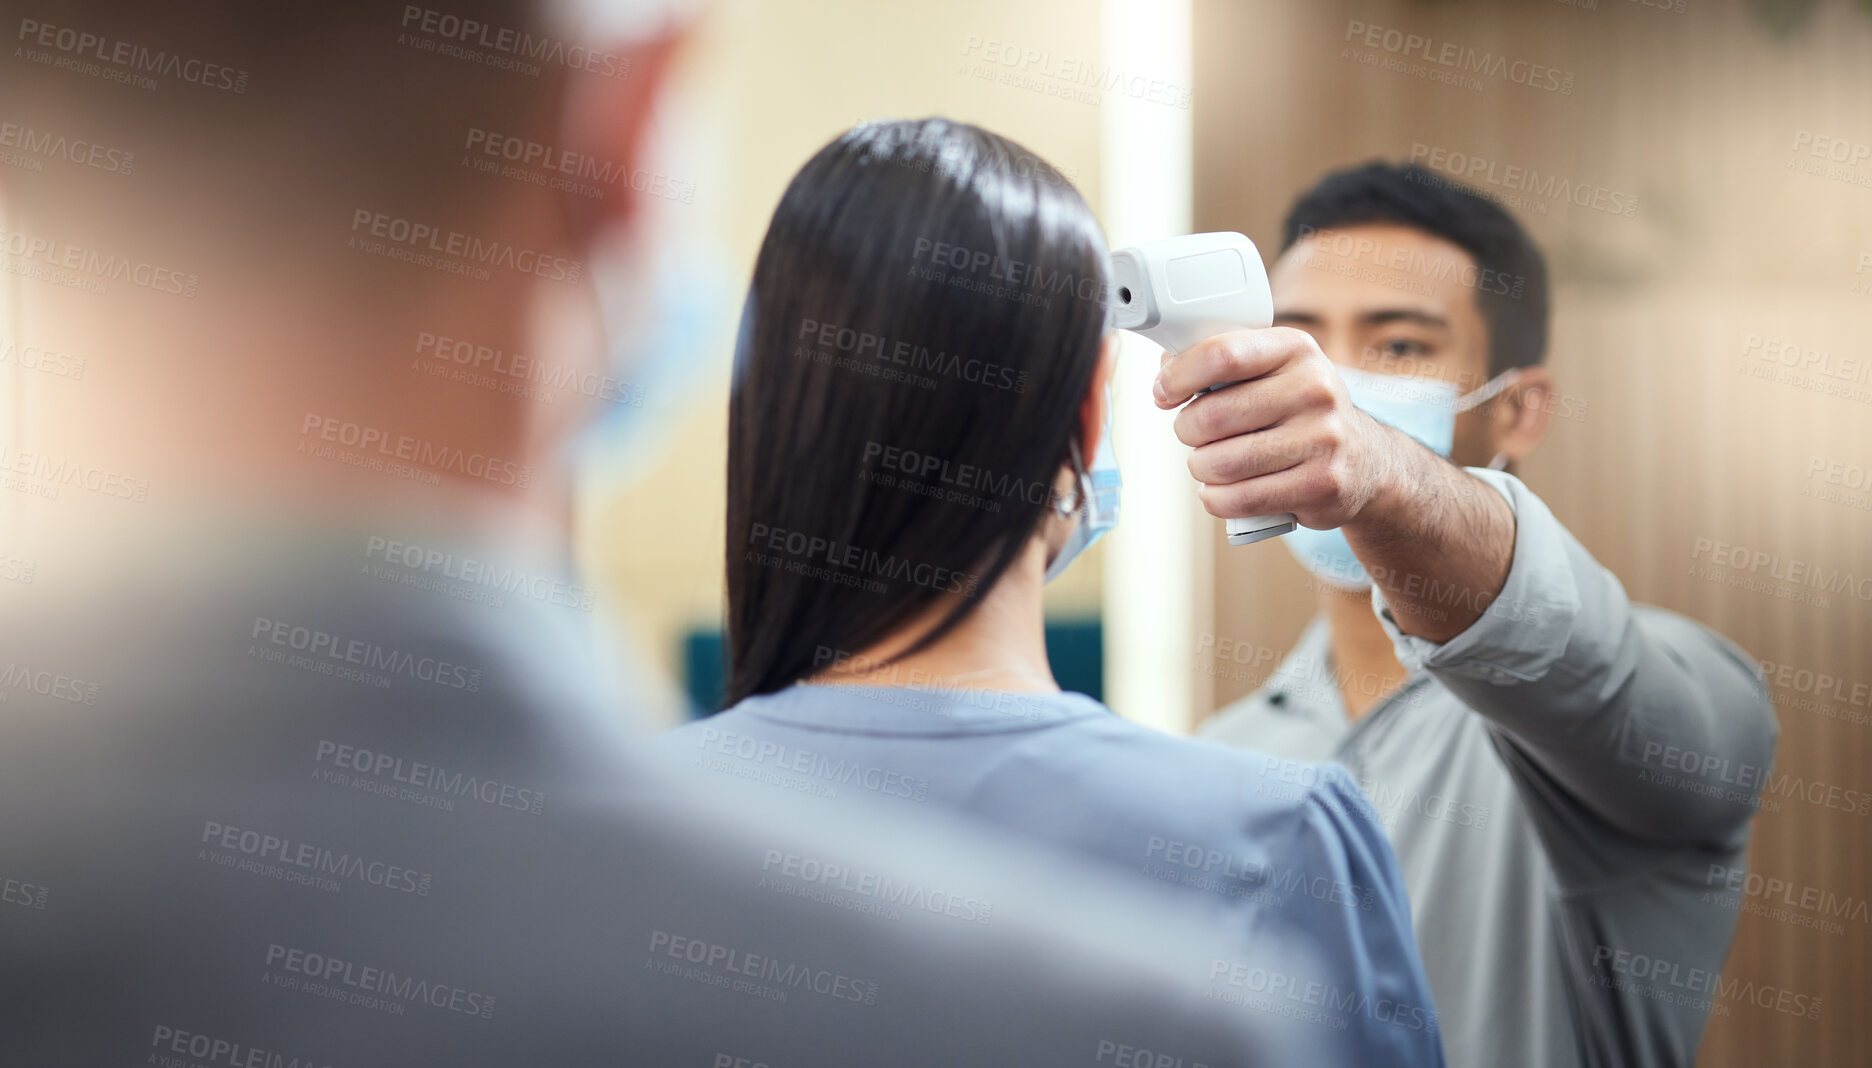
[653,681,1447,1067]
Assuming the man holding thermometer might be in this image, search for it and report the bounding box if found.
[1135,164,1776,1068]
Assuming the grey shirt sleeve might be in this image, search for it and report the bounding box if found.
[1368,469,1779,854]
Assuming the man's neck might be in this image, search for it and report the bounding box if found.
[1319,587,1411,720]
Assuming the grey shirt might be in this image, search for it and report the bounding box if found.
[1202,469,1779,1068]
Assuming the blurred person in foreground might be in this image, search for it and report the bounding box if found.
[1175,162,1778,1068]
[0,2,1324,1063]
[652,118,1446,1067]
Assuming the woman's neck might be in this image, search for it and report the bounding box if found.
[808,536,1061,693]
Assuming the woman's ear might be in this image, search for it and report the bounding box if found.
[1079,334,1120,461]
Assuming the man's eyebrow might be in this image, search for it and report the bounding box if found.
[1272,310,1322,327]
[1272,308,1451,330]
[1361,308,1450,330]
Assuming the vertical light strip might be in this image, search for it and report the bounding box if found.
[0,190,17,537]
[1099,0,1199,734]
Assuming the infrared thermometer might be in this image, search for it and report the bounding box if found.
[1109,232,1297,546]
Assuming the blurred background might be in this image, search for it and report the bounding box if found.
[573,0,1871,1062]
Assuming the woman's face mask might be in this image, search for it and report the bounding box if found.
[1284,364,1520,591]
[1044,402,1121,584]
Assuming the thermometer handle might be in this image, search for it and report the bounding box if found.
[1195,381,1297,546]
[1226,515,1297,545]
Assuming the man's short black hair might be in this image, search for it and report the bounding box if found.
[1281,162,1550,377]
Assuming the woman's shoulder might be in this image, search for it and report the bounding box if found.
[1042,712,1382,839]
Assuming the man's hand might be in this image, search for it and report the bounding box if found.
[1153,326,1517,643]
[1152,327,1407,531]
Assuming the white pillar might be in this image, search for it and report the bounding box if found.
[1099,0,1205,734]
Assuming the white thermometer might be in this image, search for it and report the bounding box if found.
[1108,232,1297,546]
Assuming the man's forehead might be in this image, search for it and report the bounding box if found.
[1271,224,1478,321]
[1282,222,1473,266]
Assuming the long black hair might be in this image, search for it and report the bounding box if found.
[725,118,1110,705]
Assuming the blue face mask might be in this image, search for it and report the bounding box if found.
[578,216,732,488]
[1044,403,1121,584]
[1284,365,1519,591]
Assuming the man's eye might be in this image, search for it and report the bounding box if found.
[1375,338,1430,359]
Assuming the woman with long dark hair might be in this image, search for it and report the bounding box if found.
[658,118,1445,1066]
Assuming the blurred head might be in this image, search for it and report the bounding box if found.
[725,118,1115,704]
[1272,161,1555,470]
[0,0,691,538]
